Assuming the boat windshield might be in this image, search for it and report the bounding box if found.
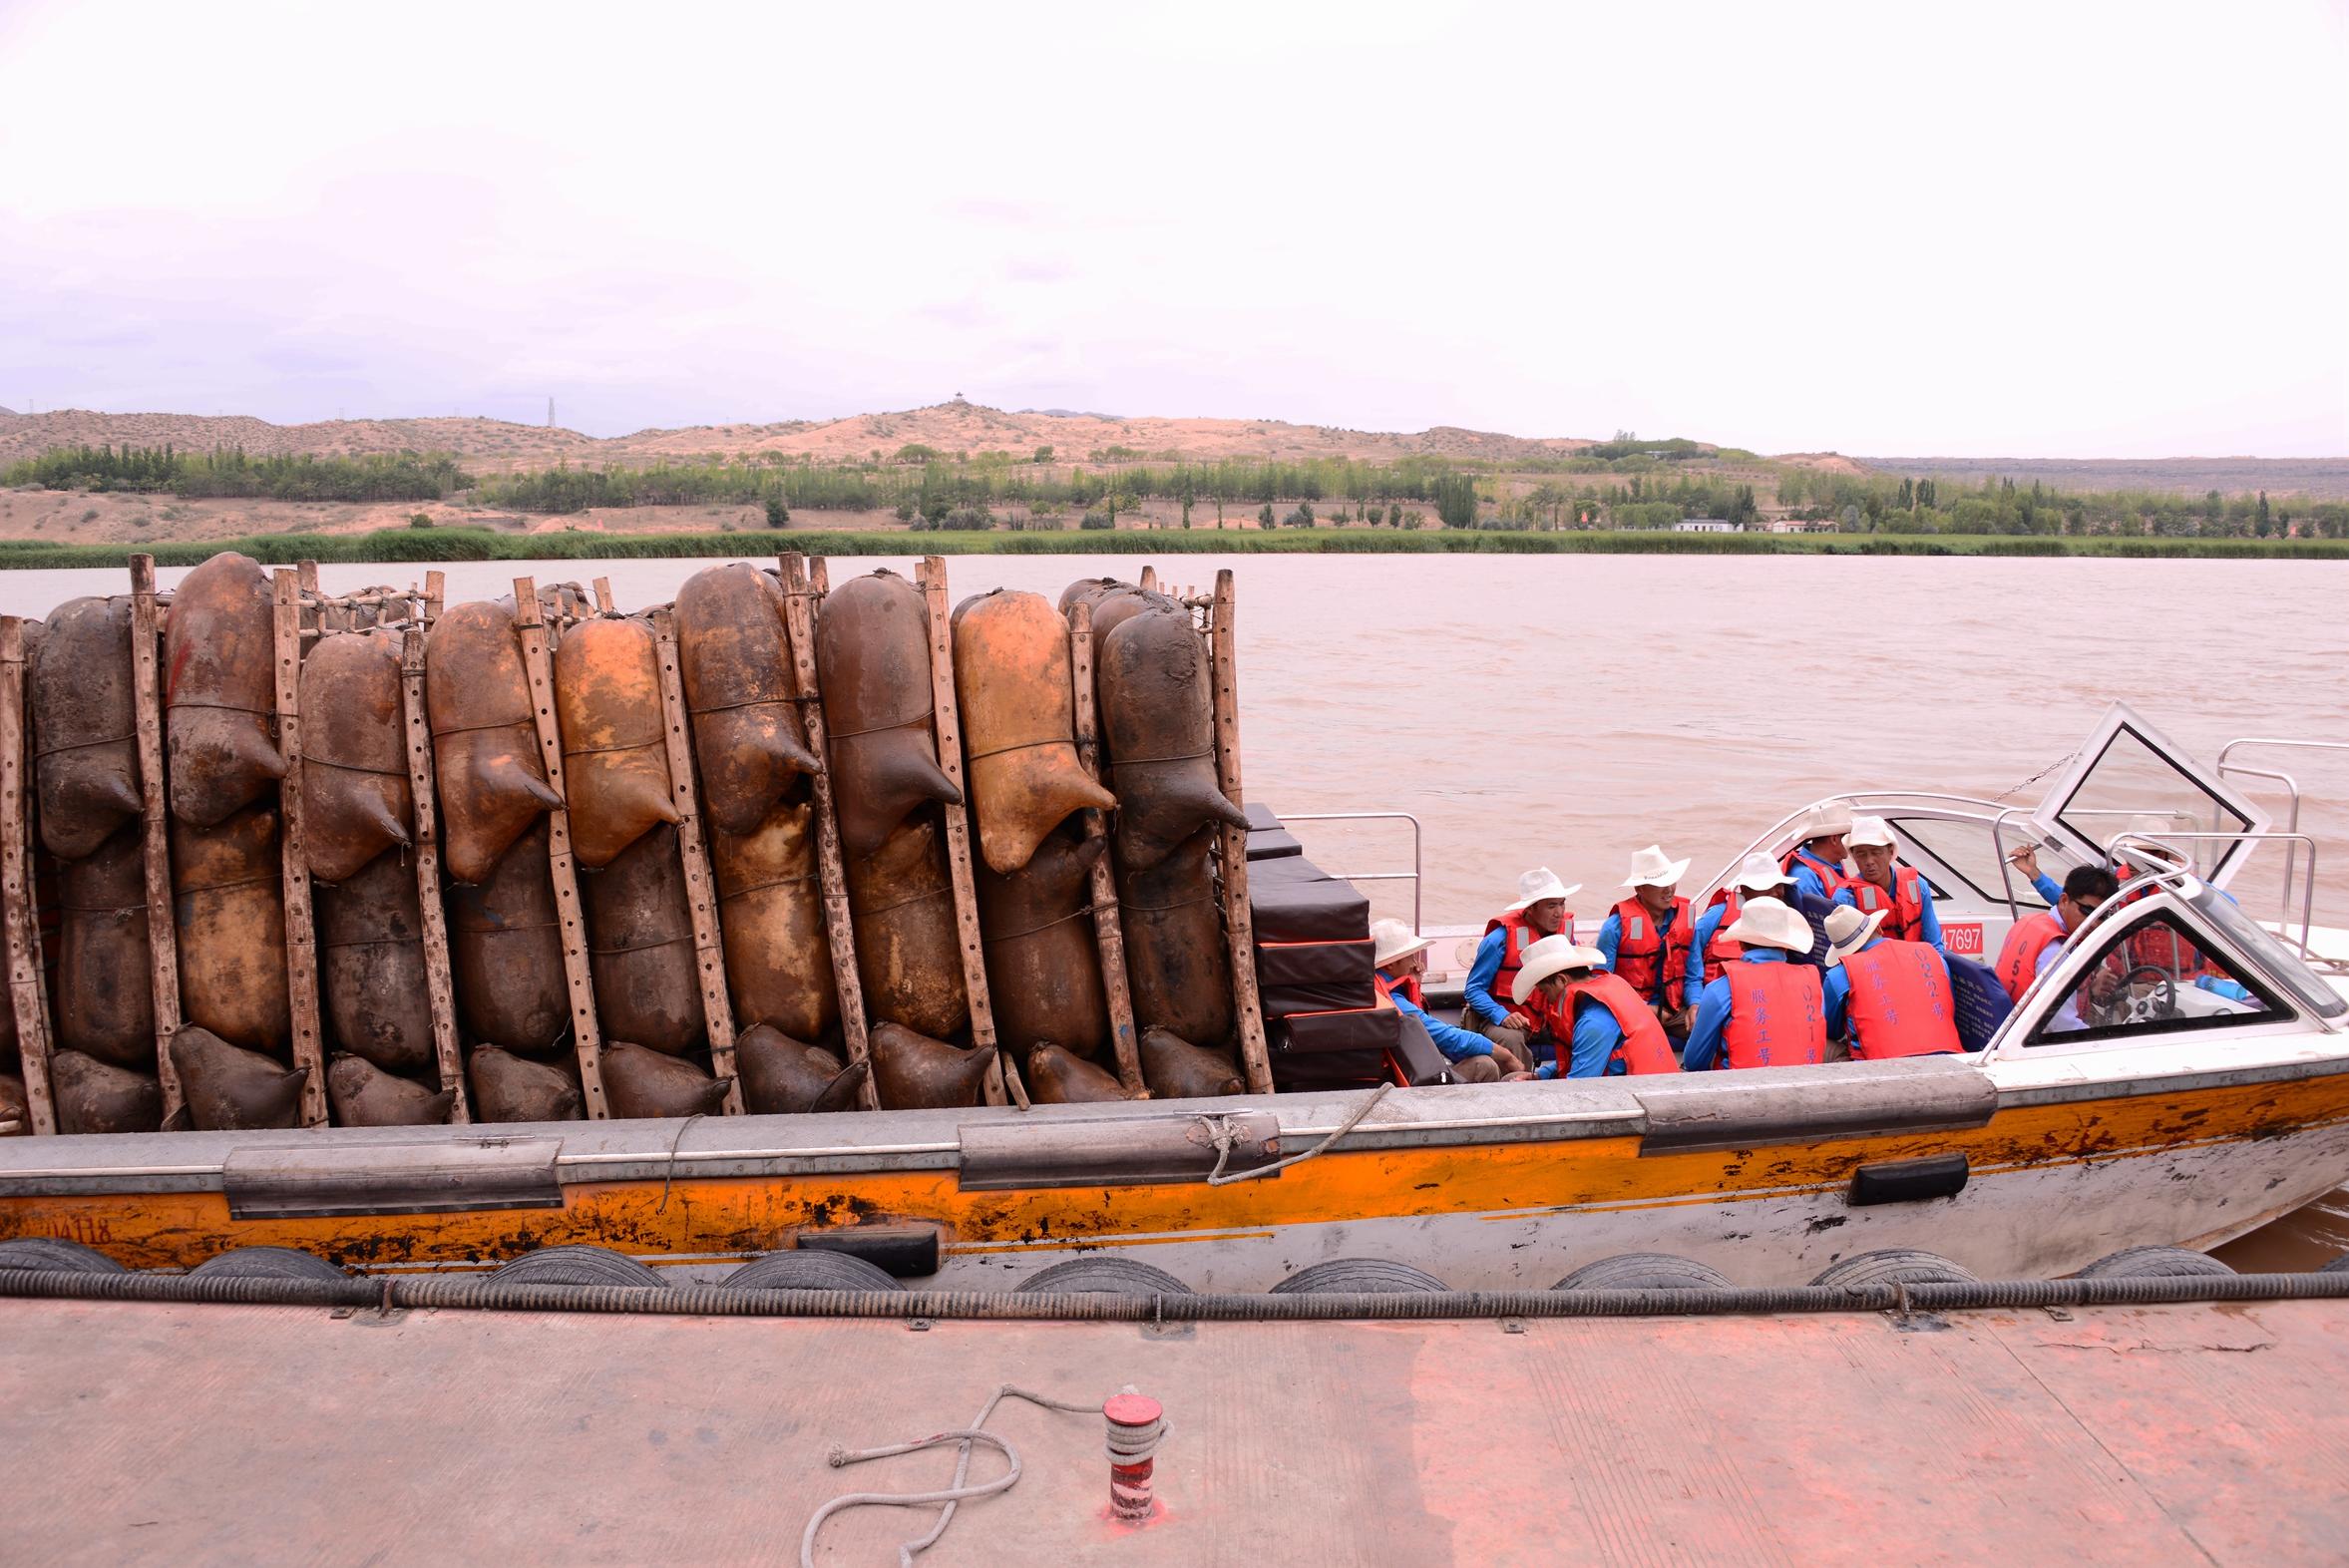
[2190,885,2348,1020]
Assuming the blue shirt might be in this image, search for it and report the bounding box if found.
[1682,949,1797,1072]
[1832,874,1946,955]
[1532,994,1638,1079]
[1462,926,1513,1027]
[1382,977,1494,1061]
[1786,848,1844,909]
[1596,904,1704,1009]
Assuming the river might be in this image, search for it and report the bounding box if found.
[5,550,2345,1263]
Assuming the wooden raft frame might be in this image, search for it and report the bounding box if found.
[912,558,1020,1109]
[397,622,471,1123]
[1204,570,1274,1094]
[777,554,879,1112]
[511,578,609,1119]
[128,556,188,1121]
[1065,600,1146,1095]
[269,571,332,1127]
[1,617,59,1134]
[647,604,744,1116]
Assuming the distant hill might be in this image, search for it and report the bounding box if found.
[0,406,15,417]
[0,399,1617,473]
[1861,455,2349,501]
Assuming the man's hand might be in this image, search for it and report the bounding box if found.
[1669,1003,1696,1033]
[1502,1010,1535,1033]
[2008,845,2042,881]
[1492,1045,1528,1075]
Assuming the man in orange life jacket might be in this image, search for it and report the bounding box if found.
[1992,864,2119,1029]
[1372,919,1514,1082]
[1509,934,1679,1078]
[1820,905,1962,1058]
[1690,852,1796,993]
[1834,816,1946,955]
[1596,844,1701,1043]
[1680,896,1829,1070]
[1781,805,1855,911]
[1463,867,1580,1059]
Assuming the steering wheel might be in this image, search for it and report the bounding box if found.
[2097,965,2179,1026]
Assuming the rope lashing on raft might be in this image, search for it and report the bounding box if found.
[1197,1080,1392,1186]
[800,1382,1155,1568]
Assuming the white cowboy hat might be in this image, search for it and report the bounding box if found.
[1822,903,1888,965]
[1510,934,1608,1004]
[1620,844,1692,889]
[1792,804,1855,844]
[1506,867,1582,912]
[1846,816,1897,851]
[1722,896,1813,955]
[1729,852,1795,893]
[1370,918,1430,971]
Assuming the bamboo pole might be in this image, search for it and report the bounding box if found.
[776,554,878,1111]
[127,556,186,1120]
[591,578,615,614]
[1137,566,1158,594]
[269,572,331,1126]
[423,571,445,626]
[914,557,1021,1109]
[399,625,469,1123]
[1066,600,1144,1095]
[649,606,743,1115]
[511,577,608,1119]
[0,617,58,1133]
[1206,570,1273,1093]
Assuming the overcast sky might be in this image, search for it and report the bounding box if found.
[2,1,2343,456]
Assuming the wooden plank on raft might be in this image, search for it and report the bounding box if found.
[776,554,878,1111]
[1207,571,1273,1094]
[423,571,445,626]
[591,579,615,614]
[648,606,743,1116]
[269,572,331,1127]
[511,578,609,1119]
[128,556,187,1120]
[0,617,58,1134]
[399,625,470,1124]
[914,557,1021,1110]
[1066,600,1145,1096]
[1137,566,1158,594]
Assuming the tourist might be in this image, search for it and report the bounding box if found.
[1821,906,1963,1058]
[1509,934,1679,1078]
[1691,852,1796,991]
[1781,805,1855,910]
[1680,897,1829,1070]
[1463,866,1580,1060]
[1372,919,1513,1081]
[1596,844,1701,1041]
[1836,816,1944,953]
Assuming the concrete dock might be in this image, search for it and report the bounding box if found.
[2,1296,2342,1564]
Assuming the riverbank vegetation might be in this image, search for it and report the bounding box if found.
[1,527,2341,571]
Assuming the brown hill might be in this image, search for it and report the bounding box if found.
[0,399,1604,472]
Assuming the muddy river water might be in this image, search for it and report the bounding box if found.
[6,551,2345,1264]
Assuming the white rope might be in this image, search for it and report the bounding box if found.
[1198,1080,1393,1186]
[800,1383,1102,1568]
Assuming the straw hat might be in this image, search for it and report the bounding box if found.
[1792,804,1855,844]
[1506,867,1582,912]
[1621,844,1692,889]
[1721,896,1813,955]
[1822,904,1888,965]
[1729,852,1795,894]
[1846,816,1897,850]
[1510,934,1609,1004]
[1371,918,1431,971]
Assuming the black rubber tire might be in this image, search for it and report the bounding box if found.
[1552,1252,1736,1292]
[1015,1257,1193,1297]
[189,1246,348,1283]
[1271,1258,1447,1295]
[0,1237,128,1274]
[1810,1249,1978,1289]
[724,1250,904,1293]
[2075,1246,2235,1280]
[2319,1253,2349,1276]
[487,1245,665,1289]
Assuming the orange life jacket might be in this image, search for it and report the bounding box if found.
[2110,862,2207,980]
[1608,896,1691,1011]
[1994,910,2069,1003]
[1846,865,1928,945]
[1721,959,1826,1068]
[1372,971,1425,1009]
[1482,909,1571,1009]
[1524,971,1679,1076]
[1838,941,1962,1059]
[1703,890,1749,975]
[1782,846,1853,903]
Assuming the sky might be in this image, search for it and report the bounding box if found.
[1,1,2344,456]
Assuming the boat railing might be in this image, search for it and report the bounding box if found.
[1700,791,2025,909]
[2216,738,2349,935]
[1278,811,1424,934]
[2107,831,2324,962]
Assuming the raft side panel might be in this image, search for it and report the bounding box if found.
[1068,599,1143,1093]
[1,617,58,1133]
[128,557,186,1119]
[398,625,469,1122]
[648,607,742,1114]
[221,1135,563,1218]
[268,572,329,1127]
[1208,572,1274,1093]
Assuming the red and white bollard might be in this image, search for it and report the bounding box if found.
[1103,1391,1164,1520]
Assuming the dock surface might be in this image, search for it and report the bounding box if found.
[3,1296,2343,1565]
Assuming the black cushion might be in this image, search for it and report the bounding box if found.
[1248,855,1370,944]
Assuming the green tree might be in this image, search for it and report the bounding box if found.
[1432,472,1478,529]
[763,497,789,529]
[1033,446,1053,464]
[1257,503,1276,529]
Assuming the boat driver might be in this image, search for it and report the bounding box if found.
[1991,865,2120,1027]
[1463,867,1580,1061]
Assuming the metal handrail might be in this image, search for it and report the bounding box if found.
[1279,811,1424,933]
[2106,831,2323,959]
[2215,738,2345,933]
